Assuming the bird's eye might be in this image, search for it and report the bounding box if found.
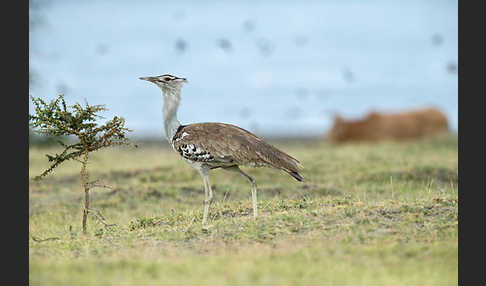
[164,77,171,81]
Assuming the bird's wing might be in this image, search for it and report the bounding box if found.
[172,122,252,165]
[172,123,303,172]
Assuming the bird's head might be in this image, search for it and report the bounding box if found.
[139,74,187,95]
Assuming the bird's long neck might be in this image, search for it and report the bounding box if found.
[162,88,182,142]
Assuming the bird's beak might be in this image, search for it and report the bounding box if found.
[139,76,157,82]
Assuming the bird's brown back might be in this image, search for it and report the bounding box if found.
[172,122,303,176]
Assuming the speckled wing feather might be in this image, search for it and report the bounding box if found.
[171,122,304,180]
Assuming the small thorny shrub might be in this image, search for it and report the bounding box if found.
[30,94,137,234]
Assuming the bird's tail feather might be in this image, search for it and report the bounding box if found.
[286,170,304,182]
[261,142,304,181]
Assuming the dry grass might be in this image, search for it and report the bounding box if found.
[29,134,458,286]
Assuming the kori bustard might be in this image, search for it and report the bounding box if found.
[139,74,304,225]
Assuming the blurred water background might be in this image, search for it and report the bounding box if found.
[29,0,457,139]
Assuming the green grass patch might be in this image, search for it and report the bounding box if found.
[29,134,458,285]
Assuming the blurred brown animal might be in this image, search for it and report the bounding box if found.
[326,108,449,143]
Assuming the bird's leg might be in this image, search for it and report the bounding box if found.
[200,171,213,225]
[223,166,258,219]
[251,181,258,218]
